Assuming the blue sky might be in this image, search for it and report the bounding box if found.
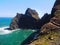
[0,0,55,18]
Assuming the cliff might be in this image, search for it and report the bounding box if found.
[10,0,60,45]
[10,8,41,30]
[29,0,60,45]
[10,8,51,30]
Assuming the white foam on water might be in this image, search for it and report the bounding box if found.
[32,30,36,32]
[0,26,36,35]
[0,26,15,35]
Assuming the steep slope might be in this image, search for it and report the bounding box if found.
[29,0,60,45]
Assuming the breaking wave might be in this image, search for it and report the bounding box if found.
[0,26,15,35]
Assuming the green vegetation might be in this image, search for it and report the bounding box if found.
[30,31,60,45]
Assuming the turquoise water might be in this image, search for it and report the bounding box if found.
[0,17,12,27]
[0,17,36,45]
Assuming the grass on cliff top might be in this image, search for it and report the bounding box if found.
[30,30,60,45]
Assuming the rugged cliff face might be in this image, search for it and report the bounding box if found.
[29,0,60,45]
[10,8,52,30]
[10,0,60,45]
[10,13,23,30]
[41,0,60,33]
[10,8,41,30]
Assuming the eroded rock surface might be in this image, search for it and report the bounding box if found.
[29,0,60,45]
[41,0,60,33]
[10,8,41,30]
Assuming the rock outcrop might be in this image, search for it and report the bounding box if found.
[9,0,60,45]
[29,0,60,45]
[40,13,51,27]
[10,13,23,29]
[10,8,41,30]
[40,0,60,33]
[51,0,60,16]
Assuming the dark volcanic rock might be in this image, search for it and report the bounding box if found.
[10,8,41,30]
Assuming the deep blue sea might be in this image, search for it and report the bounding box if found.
[0,17,35,45]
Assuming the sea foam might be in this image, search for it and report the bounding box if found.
[0,26,15,35]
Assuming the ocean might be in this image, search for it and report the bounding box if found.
[0,17,36,45]
[0,17,12,27]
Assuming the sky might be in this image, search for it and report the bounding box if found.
[0,0,55,18]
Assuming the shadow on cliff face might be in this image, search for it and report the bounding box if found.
[28,0,60,45]
[40,13,52,27]
[10,8,52,30]
[10,8,55,45]
[20,13,53,45]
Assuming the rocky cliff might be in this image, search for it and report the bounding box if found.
[10,8,52,30]
[29,0,60,45]
[41,0,60,34]
[10,8,41,30]
[10,0,60,45]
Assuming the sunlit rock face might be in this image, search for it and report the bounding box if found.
[10,8,41,30]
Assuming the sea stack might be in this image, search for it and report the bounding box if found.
[10,8,41,30]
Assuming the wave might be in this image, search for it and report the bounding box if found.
[0,26,36,35]
[0,26,16,35]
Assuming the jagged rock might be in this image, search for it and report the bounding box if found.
[51,0,60,17]
[40,0,60,34]
[29,0,60,45]
[10,8,41,30]
[41,22,60,33]
[40,13,51,27]
[51,10,60,26]
[25,8,39,20]
[10,13,23,29]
